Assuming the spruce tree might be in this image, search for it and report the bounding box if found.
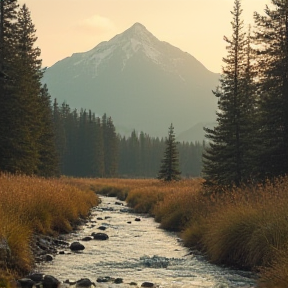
[253,0,288,179]
[157,124,181,181]
[203,0,255,187]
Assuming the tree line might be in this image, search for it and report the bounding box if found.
[203,0,288,187]
[52,102,203,178]
[0,0,201,179]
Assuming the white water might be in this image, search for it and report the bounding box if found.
[37,196,256,288]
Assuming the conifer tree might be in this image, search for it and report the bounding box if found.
[253,0,288,179]
[157,124,181,181]
[203,0,254,187]
[37,84,59,177]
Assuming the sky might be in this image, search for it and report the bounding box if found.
[18,0,271,73]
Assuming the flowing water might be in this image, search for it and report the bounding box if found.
[37,196,256,288]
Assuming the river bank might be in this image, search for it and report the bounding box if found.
[32,196,256,288]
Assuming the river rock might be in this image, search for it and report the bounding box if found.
[114,278,123,284]
[92,233,109,240]
[42,275,60,288]
[45,254,53,261]
[17,278,35,288]
[141,282,154,287]
[75,278,96,288]
[97,276,112,283]
[81,236,93,241]
[98,226,107,231]
[135,218,141,222]
[70,242,85,251]
[27,273,44,282]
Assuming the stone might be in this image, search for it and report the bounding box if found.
[70,242,85,251]
[135,218,141,222]
[114,278,123,284]
[42,275,60,288]
[17,278,35,288]
[92,233,109,240]
[141,282,154,288]
[45,254,53,261]
[81,236,93,241]
[75,278,95,288]
[97,226,107,231]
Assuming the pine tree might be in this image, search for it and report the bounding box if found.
[157,124,181,181]
[203,0,255,187]
[253,0,288,179]
[37,84,59,177]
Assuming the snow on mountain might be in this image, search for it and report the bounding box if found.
[43,23,220,140]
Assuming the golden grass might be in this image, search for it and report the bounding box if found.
[0,174,99,279]
[90,176,288,288]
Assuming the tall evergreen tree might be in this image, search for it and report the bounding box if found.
[253,0,288,179]
[203,0,254,187]
[157,124,181,181]
[37,84,59,177]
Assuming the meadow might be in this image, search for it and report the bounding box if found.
[1,175,288,288]
[0,174,98,285]
[89,177,288,288]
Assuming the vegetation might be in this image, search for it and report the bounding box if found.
[203,0,288,187]
[92,177,288,288]
[157,124,181,181]
[0,174,98,280]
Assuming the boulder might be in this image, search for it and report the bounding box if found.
[70,242,85,251]
[114,278,123,284]
[92,233,109,240]
[42,275,60,288]
[75,278,95,288]
[135,218,141,222]
[45,254,53,261]
[27,273,44,282]
[17,278,35,288]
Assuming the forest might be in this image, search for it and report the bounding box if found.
[1,0,288,185]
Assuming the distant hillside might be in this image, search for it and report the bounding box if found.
[43,22,219,140]
[177,122,217,143]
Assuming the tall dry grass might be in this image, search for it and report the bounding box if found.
[91,176,288,287]
[0,174,98,278]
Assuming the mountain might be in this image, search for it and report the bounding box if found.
[177,122,217,143]
[42,22,219,140]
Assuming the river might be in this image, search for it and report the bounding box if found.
[36,196,256,288]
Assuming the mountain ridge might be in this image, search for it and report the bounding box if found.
[43,22,219,140]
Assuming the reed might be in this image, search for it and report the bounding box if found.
[0,174,98,279]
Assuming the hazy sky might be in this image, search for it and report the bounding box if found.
[18,0,270,73]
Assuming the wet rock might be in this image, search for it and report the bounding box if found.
[70,242,85,251]
[96,276,112,283]
[17,278,35,288]
[58,251,65,254]
[97,226,107,231]
[75,278,96,288]
[129,282,138,286]
[92,233,109,240]
[97,217,103,220]
[45,254,53,261]
[53,239,69,246]
[115,201,123,206]
[141,282,154,287]
[105,216,111,219]
[27,273,44,282]
[127,221,132,224]
[135,218,141,222]
[81,236,93,241]
[114,278,123,284]
[42,275,60,288]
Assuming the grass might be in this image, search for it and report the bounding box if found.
[92,176,288,288]
[2,175,288,288]
[0,173,99,280]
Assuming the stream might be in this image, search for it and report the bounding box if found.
[37,196,256,288]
